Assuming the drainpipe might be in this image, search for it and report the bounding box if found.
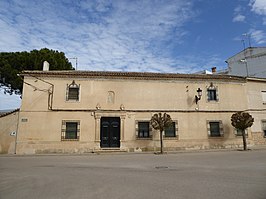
[23,73,54,110]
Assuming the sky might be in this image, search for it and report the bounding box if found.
[0,0,266,110]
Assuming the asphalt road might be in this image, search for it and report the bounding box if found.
[0,150,266,199]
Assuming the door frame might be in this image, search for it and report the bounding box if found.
[94,112,126,150]
[100,117,121,148]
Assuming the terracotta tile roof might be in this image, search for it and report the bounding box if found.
[20,70,246,82]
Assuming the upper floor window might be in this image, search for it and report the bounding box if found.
[207,89,217,101]
[164,121,178,138]
[207,120,223,137]
[66,80,80,101]
[136,121,152,139]
[207,82,219,102]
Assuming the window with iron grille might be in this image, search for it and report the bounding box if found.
[207,89,217,101]
[235,129,248,137]
[207,121,223,137]
[136,121,151,138]
[207,83,219,102]
[66,80,80,101]
[61,121,80,141]
[164,122,177,137]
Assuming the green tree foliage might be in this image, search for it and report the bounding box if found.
[0,48,74,95]
[231,111,254,150]
[150,113,173,154]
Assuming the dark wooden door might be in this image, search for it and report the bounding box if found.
[100,117,120,148]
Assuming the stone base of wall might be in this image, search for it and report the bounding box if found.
[251,132,266,145]
[16,136,266,155]
[16,141,96,155]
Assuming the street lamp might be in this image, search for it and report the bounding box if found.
[240,59,249,77]
[195,88,202,104]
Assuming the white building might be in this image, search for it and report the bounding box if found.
[226,47,266,78]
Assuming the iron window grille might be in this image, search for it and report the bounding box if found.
[164,121,178,138]
[235,129,248,137]
[207,82,219,102]
[61,120,80,141]
[66,80,80,101]
[136,121,152,139]
[207,121,224,137]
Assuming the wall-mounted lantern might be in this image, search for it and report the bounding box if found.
[195,88,202,104]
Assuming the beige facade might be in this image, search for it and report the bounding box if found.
[246,78,266,145]
[13,71,266,154]
[0,109,19,154]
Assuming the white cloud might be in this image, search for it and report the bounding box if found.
[250,0,266,15]
[0,0,197,73]
[233,14,246,22]
[250,29,266,44]
[248,0,266,44]
[233,5,246,23]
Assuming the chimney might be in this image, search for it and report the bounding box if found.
[211,67,216,73]
[43,61,49,71]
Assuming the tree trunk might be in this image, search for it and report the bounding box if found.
[160,130,163,154]
[242,130,247,151]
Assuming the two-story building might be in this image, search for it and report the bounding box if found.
[13,68,266,154]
